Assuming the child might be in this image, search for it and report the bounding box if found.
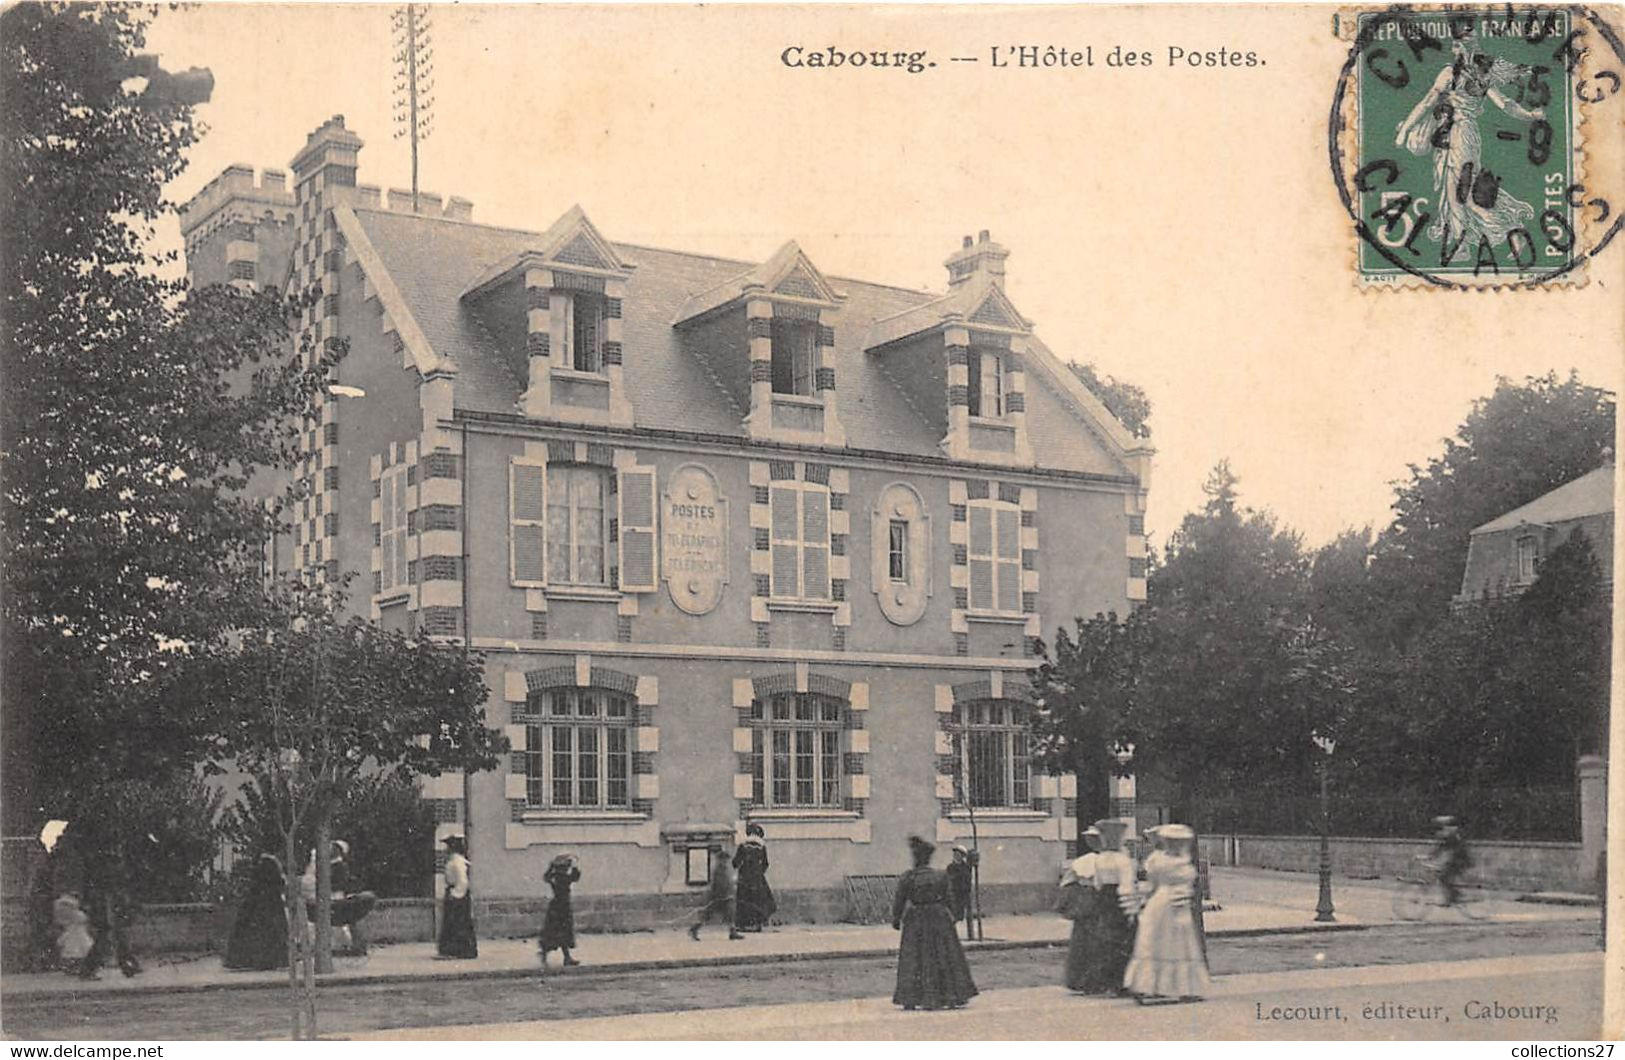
[53,893,96,980]
[689,848,742,941]
[946,845,974,938]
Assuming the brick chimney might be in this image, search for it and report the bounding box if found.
[289,114,363,200]
[945,229,1009,289]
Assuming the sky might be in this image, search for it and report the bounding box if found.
[145,4,1623,550]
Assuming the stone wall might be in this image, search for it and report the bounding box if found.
[1199,834,1587,893]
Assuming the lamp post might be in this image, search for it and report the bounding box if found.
[1311,731,1336,922]
[1110,740,1136,836]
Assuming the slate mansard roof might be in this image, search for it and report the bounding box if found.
[1471,464,1615,536]
[346,205,1143,480]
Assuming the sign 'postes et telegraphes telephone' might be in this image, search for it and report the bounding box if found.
[662,464,728,615]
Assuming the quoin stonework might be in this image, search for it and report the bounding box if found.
[180,115,1154,925]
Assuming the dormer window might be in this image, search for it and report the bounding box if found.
[673,240,845,446]
[967,346,1005,418]
[464,205,634,427]
[771,318,817,397]
[1516,534,1539,583]
[564,291,608,374]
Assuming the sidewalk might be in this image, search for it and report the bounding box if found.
[1,868,1594,1000]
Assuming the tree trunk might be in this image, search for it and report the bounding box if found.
[314,816,333,975]
[1171,776,1194,826]
[282,830,312,1040]
[1069,742,1110,844]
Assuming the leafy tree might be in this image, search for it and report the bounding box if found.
[204,580,504,1028]
[223,771,435,900]
[1511,530,1611,764]
[1068,360,1152,438]
[1,3,329,835]
[1032,610,1150,836]
[1369,371,1614,650]
[63,774,225,904]
[1129,462,1314,818]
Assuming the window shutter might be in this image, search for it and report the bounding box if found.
[995,506,1020,612]
[393,470,409,588]
[510,461,547,586]
[380,474,397,591]
[969,504,993,610]
[770,486,799,597]
[802,487,830,600]
[617,466,658,592]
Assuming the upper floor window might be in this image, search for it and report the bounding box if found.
[770,480,830,601]
[229,260,256,282]
[548,465,607,586]
[378,463,409,594]
[1516,534,1539,583]
[524,687,632,809]
[564,292,608,374]
[967,499,1021,614]
[746,692,844,809]
[771,319,817,396]
[953,700,1031,809]
[967,346,1005,418]
[888,519,909,582]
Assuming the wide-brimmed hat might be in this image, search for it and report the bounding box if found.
[38,820,68,854]
[549,852,577,869]
[1160,824,1195,841]
[441,835,466,852]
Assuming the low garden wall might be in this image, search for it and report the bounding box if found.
[1198,834,1588,893]
[1,881,1053,967]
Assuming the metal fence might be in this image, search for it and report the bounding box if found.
[1191,786,1578,842]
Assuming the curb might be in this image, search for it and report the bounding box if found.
[0,921,1381,1002]
[1516,892,1601,907]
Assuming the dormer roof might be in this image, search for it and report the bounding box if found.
[674,239,842,325]
[863,272,1032,351]
[344,205,1147,480]
[459,205,632,302]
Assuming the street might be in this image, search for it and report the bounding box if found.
[1,917,1602,1040]
[380,953,1599,1041]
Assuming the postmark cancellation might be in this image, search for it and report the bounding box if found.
[1331,5,1625,288]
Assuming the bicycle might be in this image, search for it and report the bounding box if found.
[1392,856,1485,921]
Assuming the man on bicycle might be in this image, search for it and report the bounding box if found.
[1427,816,1471,906]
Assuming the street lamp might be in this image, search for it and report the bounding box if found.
[1110,740,1136,835]
[1311,731,1336,922]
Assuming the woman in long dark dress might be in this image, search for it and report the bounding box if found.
[437,836,478,959]
[891,835,978,1011]
[224,853,288,970]
[1061,827,1103,992]
[538,853,581,969]
[732,824,776,932]
[1091,819,1138,992]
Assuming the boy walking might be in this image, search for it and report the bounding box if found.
[689,848,743,941]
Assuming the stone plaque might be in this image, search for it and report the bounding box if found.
[662,463,728,615]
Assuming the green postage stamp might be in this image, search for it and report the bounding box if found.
[1331,6,1624,288]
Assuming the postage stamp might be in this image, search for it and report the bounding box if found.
[1330,5,1625,288]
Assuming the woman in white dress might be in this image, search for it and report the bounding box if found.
[1123,824,1210,1003]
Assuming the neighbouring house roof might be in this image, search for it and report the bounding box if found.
[1471,465,1615,535]
[345,205,1142,478]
